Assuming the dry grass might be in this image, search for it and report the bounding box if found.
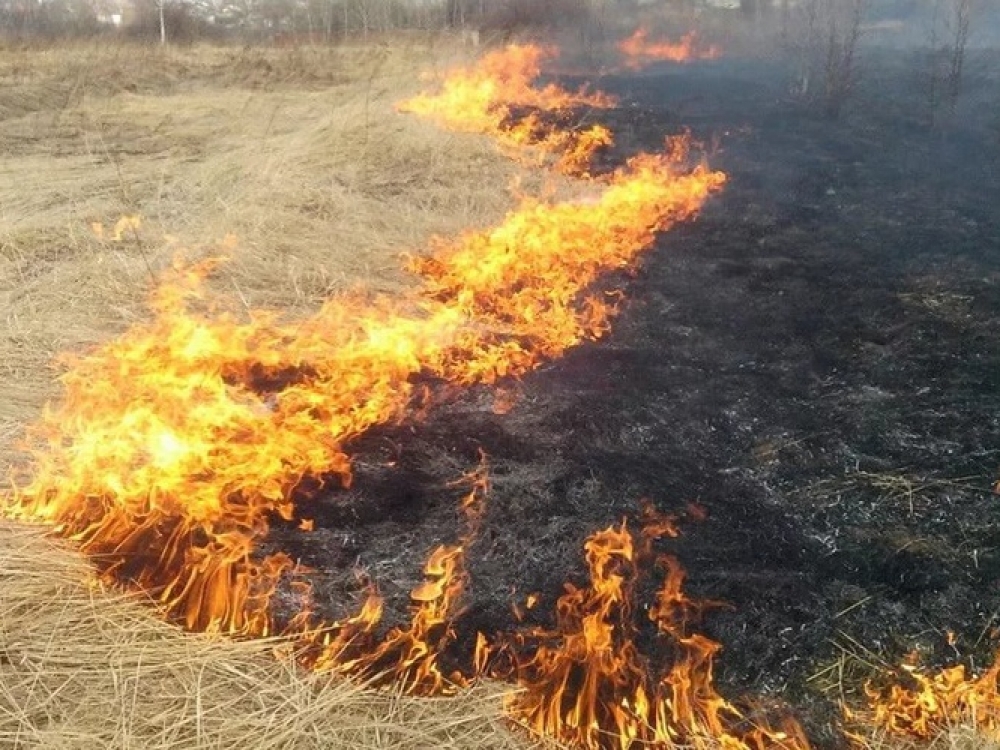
[0,521,527,750]
[854,726,1000,750]
[811,647,1000,750]
[0,38,537,750]
[0,37,993,750]
[0,39,523,454]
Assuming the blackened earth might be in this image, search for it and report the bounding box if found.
[264,48,1000,747]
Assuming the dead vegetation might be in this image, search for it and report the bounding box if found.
[0,40,524,465]
[782,0,868,115]
[0,35,997,750]
[920,0,975,125]
[0,521,526,750]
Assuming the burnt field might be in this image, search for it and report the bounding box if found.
[268,48,1000,745]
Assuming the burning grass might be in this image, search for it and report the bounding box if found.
[0,37,531,750]
[397,44,615,175]
[2,34,999,750]
[0,521,523,750]
[617,29,721,70]
[0,37,760,750]
[0,39,522,462]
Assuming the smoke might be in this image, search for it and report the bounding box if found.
[849,0,1000,49]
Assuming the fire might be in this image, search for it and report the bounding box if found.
[415,141,726,378]
[859,655,1000,742]
[398,44,616,175]
[92,213,142,241]
[500,516,809,750]
[2,138,724,638]
[0,37,749,750]
[313,462,489,695]
[618,29,721,70]
[318,544,468,692]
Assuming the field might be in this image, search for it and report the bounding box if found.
[0,40,523,450]
[0,39,530,749]
[2,21,1000,750]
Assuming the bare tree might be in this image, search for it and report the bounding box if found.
[945,0,973,113]
[922,0,976,125]
[785,0,822,98]
[822,0,865,117]
[787,0,867,118]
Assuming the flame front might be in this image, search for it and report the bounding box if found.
[859,656,1000,742]
[500,516,808,750]
[618,29,721,70]
[0,40,756,749]
[4,146,723,639]
[398,44,615,175]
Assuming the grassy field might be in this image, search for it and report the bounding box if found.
[0,39,526,463]
[0,38,539,750]
[1,33,996,750]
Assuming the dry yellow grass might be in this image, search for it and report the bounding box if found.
[0,38,538,750]
[0,521,527,750]
[0,37,991,750]
[850,726,1000,750]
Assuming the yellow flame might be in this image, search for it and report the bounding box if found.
[399,44,616,175]
[618,29,721,71]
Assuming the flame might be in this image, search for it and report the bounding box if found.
[312,462,490,695]
[859,655,1000,741]
[618,29,721,70]
[92,214,142,241]
[0,39,758,750]
[501,517,809,749]
[3,147,722,637]
[7,39,977,750]
[318,543,468,693]
[398,44,616,175]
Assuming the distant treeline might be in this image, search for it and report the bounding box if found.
[1,0,990,45]
[0,0,829,44]
[0,0,634,43]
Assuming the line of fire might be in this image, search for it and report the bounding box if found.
[3,24,999,750]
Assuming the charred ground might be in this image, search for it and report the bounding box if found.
[265,47,1000,747]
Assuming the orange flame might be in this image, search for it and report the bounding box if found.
[502,517,809,749]
[3,137,724,638]
[398,44,616,175]
[0,39,754,750]
[92,214,142,241]
[618,29,721,71]
[313,461,490,695]
[318,543,468,693]
[859,655,1000,742]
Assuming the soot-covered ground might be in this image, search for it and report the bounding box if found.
[266,48,1000,745]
